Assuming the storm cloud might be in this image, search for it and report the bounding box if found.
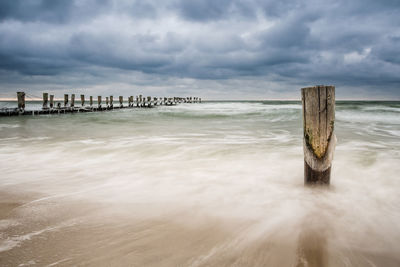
[0,0,399,99]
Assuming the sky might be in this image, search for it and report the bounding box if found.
[0,0,399,100]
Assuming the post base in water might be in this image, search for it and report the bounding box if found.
[304,161,330,185]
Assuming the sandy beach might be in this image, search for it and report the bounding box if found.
[1,101,400,266]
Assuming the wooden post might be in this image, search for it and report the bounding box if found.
[17,92,25,111]
[64,94,68,107]
[110,96,113,108]
[81,94,85,106]
[50,95,54,108]
[139,95,143,107]
[119,96,123,107]
[90,96,93,107]
[199,98,201,103]
[136,96,139,107]
[71,94,75,108]
[106,97,109,107]
[42,93,48,109]
[98,96,102,108]
[302,85,336,185]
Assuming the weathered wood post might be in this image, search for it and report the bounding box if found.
[50,95,54,108]
[81,94,85,106]
[42,93,48,109]
[64,94,68,107]
[119,96,123,108]
[71,94,75,108]
[110,96,113,109]
[153,97,157,106]
[147,96,151,107]
[106,97,109,108]
[136,96,139,107]
[302,85,336,185]
[90,96,93,107]
[98,96,102,109]
[17,92,25,111]
[139,95,143,107]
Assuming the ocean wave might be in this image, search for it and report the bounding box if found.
[0,124,20,130]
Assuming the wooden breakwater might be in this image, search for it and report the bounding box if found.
[0,92,202,116]
[301,85,336,185]
[3,86,337,185]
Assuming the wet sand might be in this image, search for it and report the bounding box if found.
[1,190,399,267]
[1,101,400,266]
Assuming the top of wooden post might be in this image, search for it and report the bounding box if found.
[301,85,335,159]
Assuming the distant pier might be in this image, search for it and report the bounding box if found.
[0,92,202,116]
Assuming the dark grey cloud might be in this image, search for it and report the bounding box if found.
[0,0,75,23]
[177,0,255,21]
[0,0,399,99]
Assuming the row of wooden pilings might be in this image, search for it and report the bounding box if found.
[1,92,201,116]
[5,86,336,186]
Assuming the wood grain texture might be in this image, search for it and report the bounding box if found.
[17,92,25,110]
[64,94,68,107]
[302,85,335,185]
[304,161,331,184]
[302,86,335,159]
[119,96,123,107]
[71,94,75,107]
[42,93,48,109]
[50,95,54,108]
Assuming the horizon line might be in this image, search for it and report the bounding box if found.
[0,98,399,102]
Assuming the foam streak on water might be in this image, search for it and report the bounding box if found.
[0,101,399,266]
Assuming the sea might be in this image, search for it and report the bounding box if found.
[0,100,399,266]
